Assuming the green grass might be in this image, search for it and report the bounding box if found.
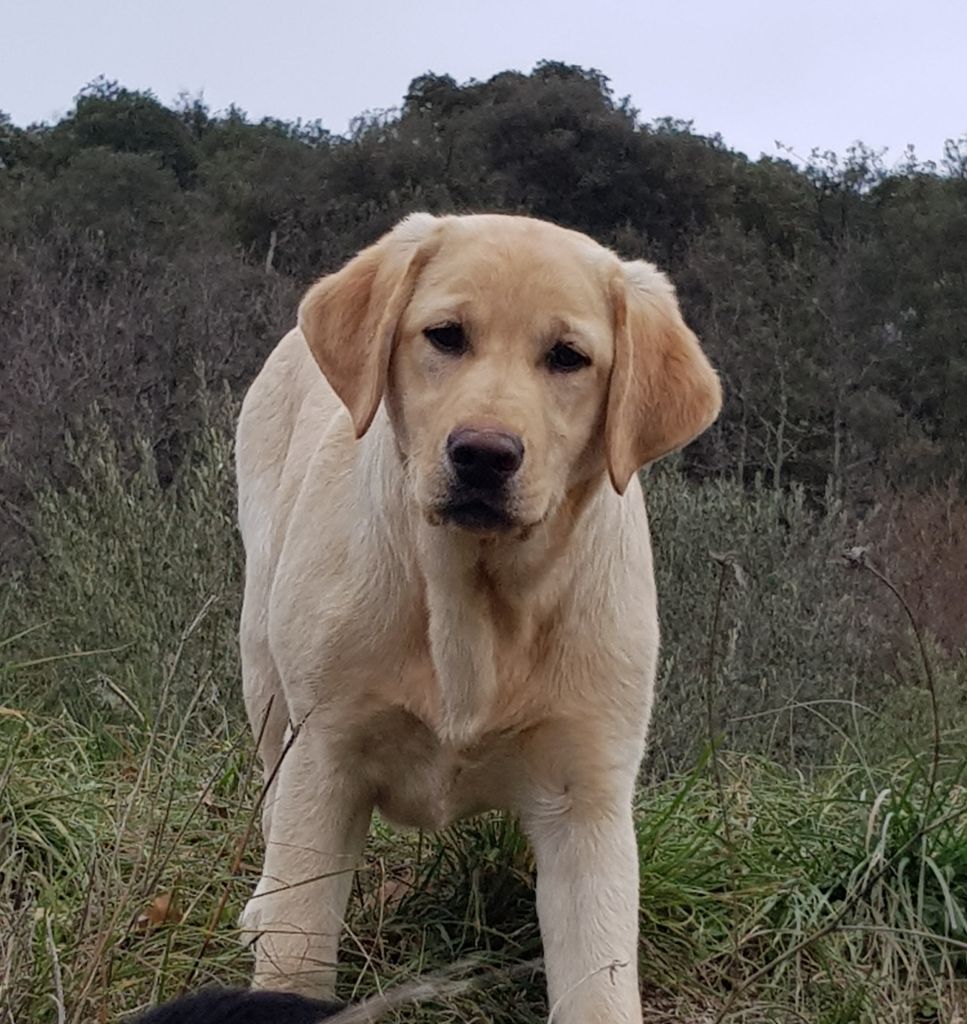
[2,699,966,1022]
[2,404,965,1022]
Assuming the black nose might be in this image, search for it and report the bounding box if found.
[446,428,524,488]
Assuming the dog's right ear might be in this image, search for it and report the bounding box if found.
[298,213,443,438]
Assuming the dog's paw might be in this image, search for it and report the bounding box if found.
[237,906,261,948]
[237,888,267,948]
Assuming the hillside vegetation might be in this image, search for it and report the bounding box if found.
[1,63,965,1022]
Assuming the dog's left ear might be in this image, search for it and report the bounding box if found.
[298,213,443,438]
[605,260,722,494]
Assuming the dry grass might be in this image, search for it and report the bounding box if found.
[1,410,965,1022]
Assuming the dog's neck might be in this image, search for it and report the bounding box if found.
[362,413,615,745]
[417,471,609,745]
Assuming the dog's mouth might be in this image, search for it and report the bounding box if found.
[437,495,517,534]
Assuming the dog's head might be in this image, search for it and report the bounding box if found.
[299,213,721,535]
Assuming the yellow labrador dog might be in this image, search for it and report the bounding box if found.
[235,213,721,1023]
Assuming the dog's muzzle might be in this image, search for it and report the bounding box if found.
[438,427,524,533]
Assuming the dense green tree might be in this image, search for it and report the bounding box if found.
[41,78,199,186]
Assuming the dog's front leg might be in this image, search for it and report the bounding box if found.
[243,723,372,999]
[525,790,643,1024]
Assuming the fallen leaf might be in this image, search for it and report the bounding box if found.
[135,891,183,932]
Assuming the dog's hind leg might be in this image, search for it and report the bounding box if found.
[238,591,293,951]
[240,587,289,843]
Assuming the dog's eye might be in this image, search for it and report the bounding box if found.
[424,323,467,355]
[546,342,591,373]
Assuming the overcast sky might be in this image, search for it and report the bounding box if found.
[4,0,964,164]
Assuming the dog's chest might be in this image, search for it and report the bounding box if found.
[357,706,529,830]
[348,632,554,830]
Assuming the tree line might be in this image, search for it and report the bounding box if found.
[1,62,965,565]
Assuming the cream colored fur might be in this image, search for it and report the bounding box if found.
[235,213,721,1023]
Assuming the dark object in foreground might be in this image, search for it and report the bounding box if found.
[133,986,344,1023]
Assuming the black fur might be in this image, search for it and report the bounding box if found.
[133,986,344,1023]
